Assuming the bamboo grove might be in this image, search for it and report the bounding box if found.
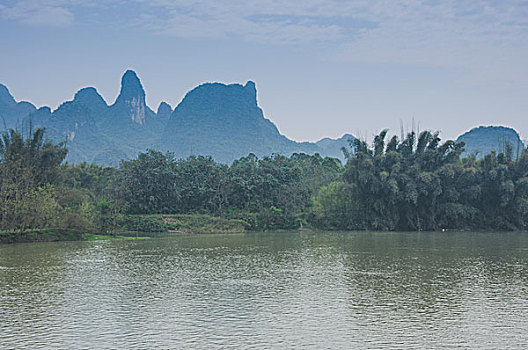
[312,130,528,230]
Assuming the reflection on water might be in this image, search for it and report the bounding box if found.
[1,232,528,348]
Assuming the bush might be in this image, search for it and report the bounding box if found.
[256,206,299,231]
[162,214,249,233]
[119,215,167,232]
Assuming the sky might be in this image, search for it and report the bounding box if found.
[0,0,527,142]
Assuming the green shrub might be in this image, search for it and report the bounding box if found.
[256,206,299,231]
[120,215,167,232]
[161,214,248,233]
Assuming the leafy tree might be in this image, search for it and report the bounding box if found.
[0,128,67,231]
[116,150,178,214]
[174,155,229,213]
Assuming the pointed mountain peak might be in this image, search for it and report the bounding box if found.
[157,101,172,116]
[74,87,107,110]
[119,70,145,100]
[156,101,172,122]
[0,83,16,106]
[112,70,148,124]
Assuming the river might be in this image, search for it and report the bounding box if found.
[1,231,528,349]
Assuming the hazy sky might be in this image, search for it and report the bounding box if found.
[1,0,527,141]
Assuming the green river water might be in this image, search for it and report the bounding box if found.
[1,231,528,349]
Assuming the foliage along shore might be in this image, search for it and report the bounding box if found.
[0,214,250,244]
[1,127,528,243]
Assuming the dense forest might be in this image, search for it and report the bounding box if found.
[1,127,528,242]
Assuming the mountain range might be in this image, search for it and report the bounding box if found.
[0,71,351,165]
[0,70,524,165]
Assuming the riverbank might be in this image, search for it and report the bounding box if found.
[0,214,252,244]
[5,213,523,245]
[0,229,84,244]
[0,231,166,244]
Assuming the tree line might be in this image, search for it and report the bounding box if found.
[1,127,527,239]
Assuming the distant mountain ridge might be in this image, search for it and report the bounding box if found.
[159,81,326,163]
[456,126,525,159]
[1,71,525,165]
[0,83,36,129]
[0,71,353,165]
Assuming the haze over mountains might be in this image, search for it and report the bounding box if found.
[0,70,524,165]
[0,70,351,165]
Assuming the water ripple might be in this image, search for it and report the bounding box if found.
[1,231,528,349]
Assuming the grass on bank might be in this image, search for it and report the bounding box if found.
[120,214,250,234]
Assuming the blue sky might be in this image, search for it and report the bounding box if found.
[1,0,527,141]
